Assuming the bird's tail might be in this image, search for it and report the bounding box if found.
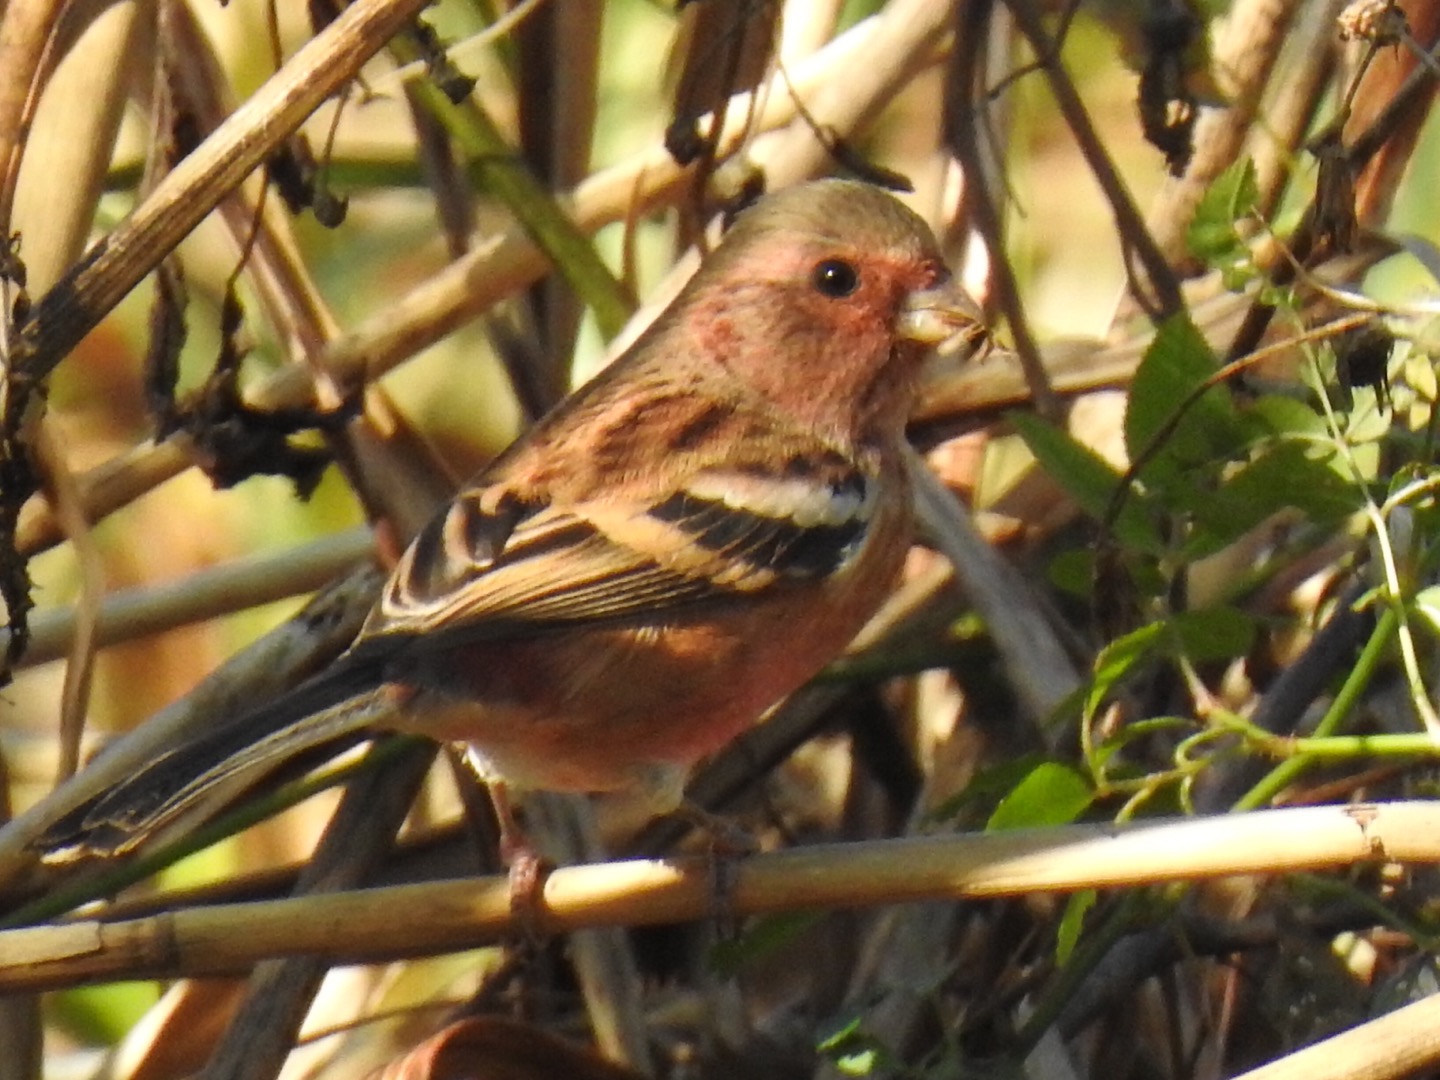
[38,658,391,861]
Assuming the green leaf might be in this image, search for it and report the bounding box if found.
[1179,441,1362,558]
[1345,396,1392,443]
[1235,442,1361,519]
[54,984,163,1043]
[1125,312,1238,476]
[1056,890,1098,966]
[1086,621,1167,719]
[1010,411,1164,552]
[818,1017,892,1077]
[1167,607,1256,662]
[1048,547,1095,597]
[928,753,1051,827]
[986,761,1094,831]
[1187,159,1259,278]
[1249,394,1330,438]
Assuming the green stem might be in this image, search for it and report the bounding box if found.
[1269,732,1440,759]
[1233,603,1397,811]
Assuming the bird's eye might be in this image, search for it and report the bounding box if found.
[811,258,860,298]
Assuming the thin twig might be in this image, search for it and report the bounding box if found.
[947,0,1060,418]
[30,425,99,784]
[1003,0,1185,319]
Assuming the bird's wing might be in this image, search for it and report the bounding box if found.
[363,445,880,646]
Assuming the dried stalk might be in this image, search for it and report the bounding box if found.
[1147,0,1305,265]
[19,527,372,667]
[3,801,1435,992]
[17,0,432,379]
[12,7,907,558]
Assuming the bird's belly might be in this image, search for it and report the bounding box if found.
[385,588,885,796]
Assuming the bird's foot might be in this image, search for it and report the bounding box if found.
[673,801,756,937]
[487,781,553,938]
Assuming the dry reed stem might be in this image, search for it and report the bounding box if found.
[13,5,930,557]
[3,800,1434,993]
[17,0,431,377]
[0,568,379,876]
[1251,0,1349,218]
[908,447,1080,721]
[194,739,437,1080]
[1231,990,1440,1080]
[20,527,373,666]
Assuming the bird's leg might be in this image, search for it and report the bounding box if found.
[456,747,551,930]
[490,781,551,921]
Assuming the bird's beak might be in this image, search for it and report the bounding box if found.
[898,274,988,354]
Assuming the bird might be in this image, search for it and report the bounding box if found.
[39,178,984,863]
